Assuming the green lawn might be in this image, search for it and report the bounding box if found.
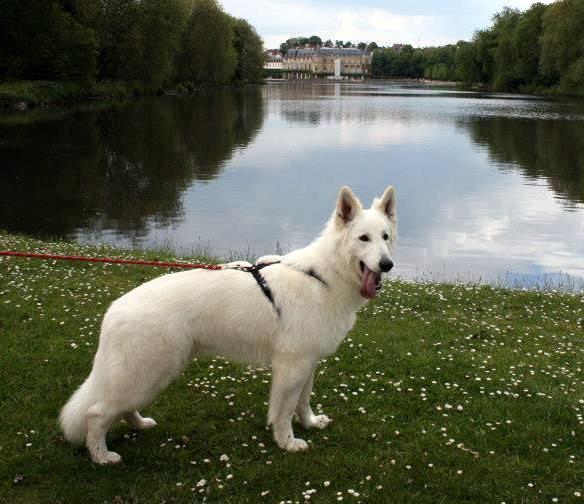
[0,232,583,503]
[0,81,161,108]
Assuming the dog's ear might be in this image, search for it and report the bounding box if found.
[373,185,396,223]
[336,186,362,226]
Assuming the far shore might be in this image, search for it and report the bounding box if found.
[1,77,578,112]
[0,80,261,111]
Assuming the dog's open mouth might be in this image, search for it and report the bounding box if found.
[359,261,382,299]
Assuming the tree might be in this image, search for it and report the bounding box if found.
[357,42,367,51]
[473,29,497,84]
[139,0,191,85]
[280,42,289,55]
[343,41,353,48]
[512,3,547,87]
[540,0,584,91]
[178,0,237,86]
[232,17,264,82]
[367,41,379,52]
[455,40,481,84]
[74,0,145,81]
[0,0,264,89]
[0,0,97,82]
[309,35,322,47]
[335,40,344,48]
[490,8,522,90]
[324,39,333,48]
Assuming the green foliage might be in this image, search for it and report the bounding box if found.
[0,0,97,83]
[455,41,480,84]
[138,0,192,86]
[309,35,322,47]
[232,18,265,83]
[512,3,547,87]
[0,0,263,96]
[540,0,584,93]
[455,0,584,94]
[0,80,163,110]
[370,0,584,95]
[178,0,237,86]
[371,45,456,80]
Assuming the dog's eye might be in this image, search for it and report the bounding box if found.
[359,235,370,242]
[383,233,389,240]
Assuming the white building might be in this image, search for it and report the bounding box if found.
[264,52,283,70]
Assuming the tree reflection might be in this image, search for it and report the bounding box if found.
[0,88,264,238]
[463,116,584,206]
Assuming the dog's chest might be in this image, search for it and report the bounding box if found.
[315,309,357,357]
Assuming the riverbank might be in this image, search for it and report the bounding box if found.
[0,80,261,110]
[0,81,163,109]
[1,231,582,503]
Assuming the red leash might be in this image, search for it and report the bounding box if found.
[0,251,223,270]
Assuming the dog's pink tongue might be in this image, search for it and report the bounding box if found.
[360,266,378,299]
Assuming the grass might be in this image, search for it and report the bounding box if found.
[0,231,583,503]
[0,80,162,108]
[0,79,263,109]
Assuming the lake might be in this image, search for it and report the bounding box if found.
[1,81,584,288]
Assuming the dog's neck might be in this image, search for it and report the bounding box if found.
[281,218,366,310]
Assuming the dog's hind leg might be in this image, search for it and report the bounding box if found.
[125,411,157,430]
[86,403,122,464]
[295,368,332,430]
[268,355,314,452]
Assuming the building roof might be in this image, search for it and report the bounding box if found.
[283,46,369,60]
[315,47,365,57]
[285,48,316,58]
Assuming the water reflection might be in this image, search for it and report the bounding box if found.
[1,82,583,288]
[0,89,264,239]
[463,116,584,206]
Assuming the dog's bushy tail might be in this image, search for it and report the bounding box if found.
[59,375,96,444]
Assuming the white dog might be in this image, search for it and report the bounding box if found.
[59,185,397,464]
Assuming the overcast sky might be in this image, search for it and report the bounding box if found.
[220,0,552,49]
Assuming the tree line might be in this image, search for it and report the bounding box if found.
[371,0,584,94]
[0,0,265,88]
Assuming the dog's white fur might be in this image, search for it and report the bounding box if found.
[59,185,397,464]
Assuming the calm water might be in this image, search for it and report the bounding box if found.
[1,81,584,288]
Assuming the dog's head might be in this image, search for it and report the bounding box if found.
[334,185,397,299]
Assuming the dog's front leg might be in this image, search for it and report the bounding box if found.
[295,368,333,430]
[268,354,314,452]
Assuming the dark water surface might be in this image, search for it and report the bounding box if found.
[1,82,584,288]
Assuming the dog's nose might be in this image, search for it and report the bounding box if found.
[379,258,394,272]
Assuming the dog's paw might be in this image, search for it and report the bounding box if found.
[312,414,333,429]
[301,414,332,430]
[135,417,157,430]
[284,438,309,452]
[93,451,122,465]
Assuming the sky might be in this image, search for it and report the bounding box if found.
[220,0,553,49]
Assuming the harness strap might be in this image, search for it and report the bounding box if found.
[236,261,328,317]
[305,268,328,287]
[243,262,281,316]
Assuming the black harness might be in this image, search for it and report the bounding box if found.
[235,261,327,316]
